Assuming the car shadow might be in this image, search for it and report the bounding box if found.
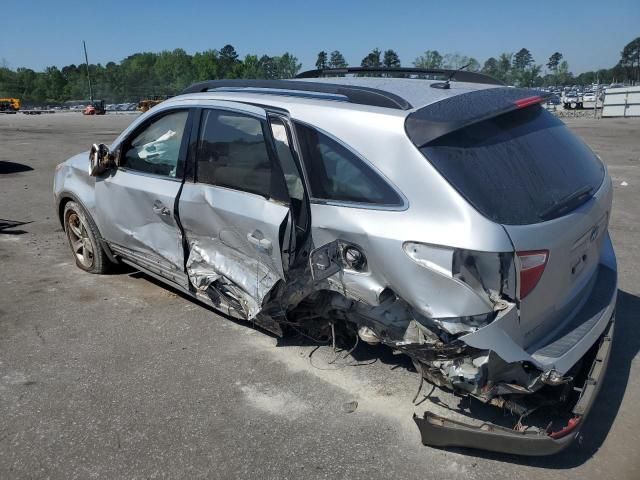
[0,161,34,174]
[126,270,417,372]
[123,269,638,465]
[442,289,639,467]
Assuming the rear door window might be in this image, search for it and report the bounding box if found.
[295,123,402,206]
[196,110,274,198]
[419,106,605,225]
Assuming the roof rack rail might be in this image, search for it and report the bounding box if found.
[181,79,412,110]
[296,67,505,86]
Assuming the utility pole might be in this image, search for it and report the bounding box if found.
[83,40,93,103]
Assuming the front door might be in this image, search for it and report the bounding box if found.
[94,108,192,287]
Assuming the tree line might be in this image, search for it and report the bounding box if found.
[0,45,301,104]
[1,37,638,104]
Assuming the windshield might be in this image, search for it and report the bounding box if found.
[419,106,605,225]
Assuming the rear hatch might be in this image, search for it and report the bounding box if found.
[406,88,613,354]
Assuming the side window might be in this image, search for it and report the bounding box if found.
[294,123,403,206]
[269,115,310,236]
[269,116,304,202]
[122,110,189,178]
[196,109,273,197]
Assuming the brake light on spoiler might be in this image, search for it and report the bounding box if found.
[517,250,549,299]
[514,96,545,109]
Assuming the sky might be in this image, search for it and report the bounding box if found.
[1,0,638,74]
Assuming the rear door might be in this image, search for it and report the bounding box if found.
[178,103,296,319]
[94,107,192,287]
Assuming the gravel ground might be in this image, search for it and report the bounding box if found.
[1,112,639,479]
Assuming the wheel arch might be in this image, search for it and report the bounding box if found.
[57,191,119,264]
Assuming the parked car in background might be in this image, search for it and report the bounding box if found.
[563,90,583,109]
[53,68,616,455]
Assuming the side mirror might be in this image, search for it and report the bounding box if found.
[89,143,116,176]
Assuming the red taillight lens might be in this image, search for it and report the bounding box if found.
[517,250,548,299]
[514,96,544,109]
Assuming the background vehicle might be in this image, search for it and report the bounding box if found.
[563,90,583,109]
[83,100,106,115]
[137,95,168,112]
[53,69,616,455]
[0,97,20,113]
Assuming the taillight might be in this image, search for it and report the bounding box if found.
[517,250,548,299]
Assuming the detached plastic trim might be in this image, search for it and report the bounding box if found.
[414,316,614,456]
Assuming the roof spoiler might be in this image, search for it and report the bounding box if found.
[405,87,553,147]
[296,67,505,86]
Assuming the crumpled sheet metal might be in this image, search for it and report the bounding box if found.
[186,240,279,319]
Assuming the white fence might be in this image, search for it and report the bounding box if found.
[602,86,640,117]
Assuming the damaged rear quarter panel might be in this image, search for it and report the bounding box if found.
[309,203,512,318]
[290,106,515,318]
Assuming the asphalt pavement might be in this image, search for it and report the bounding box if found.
[1,112,639,479]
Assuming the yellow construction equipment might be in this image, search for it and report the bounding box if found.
[137,95,169,113]
[0,98,21,113]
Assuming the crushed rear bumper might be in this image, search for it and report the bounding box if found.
[414,316,614,456]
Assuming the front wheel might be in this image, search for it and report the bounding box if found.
[63,201,112,273]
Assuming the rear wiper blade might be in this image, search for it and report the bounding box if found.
[539,185,594,221]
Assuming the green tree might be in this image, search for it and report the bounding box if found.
[547,52,563,73]
[277,53,302,78]
[557,60,572,85]
[466,58,480,72]
[242,54,263,79]
[482,57,499,78]
[496,52,513,83]
[315,51,328,70]
[44,66,66,101]
[519,64,542,87]
[219,44,240,78]
[413,50,442,69]
[383,49,401,68]
[192,50,219,81]
[512,48,533,71]
[259,55,278,79]
[361,48,382,68]
[328,50,348,68]
[619,36,640,82]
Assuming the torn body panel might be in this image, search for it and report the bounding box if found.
[178,183,291,320]
[280,210,616,436]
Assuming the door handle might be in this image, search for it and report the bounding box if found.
[247,231,272,254]
[152,201,171,216]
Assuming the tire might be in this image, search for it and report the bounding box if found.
[570,102,577,109]
[63,201,111,273]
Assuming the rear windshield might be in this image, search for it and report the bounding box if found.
[419,106,605,225]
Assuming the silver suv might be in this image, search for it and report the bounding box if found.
[53,68,616,455]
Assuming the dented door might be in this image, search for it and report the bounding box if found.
[178,104,293,319]
[94,108,192,287]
